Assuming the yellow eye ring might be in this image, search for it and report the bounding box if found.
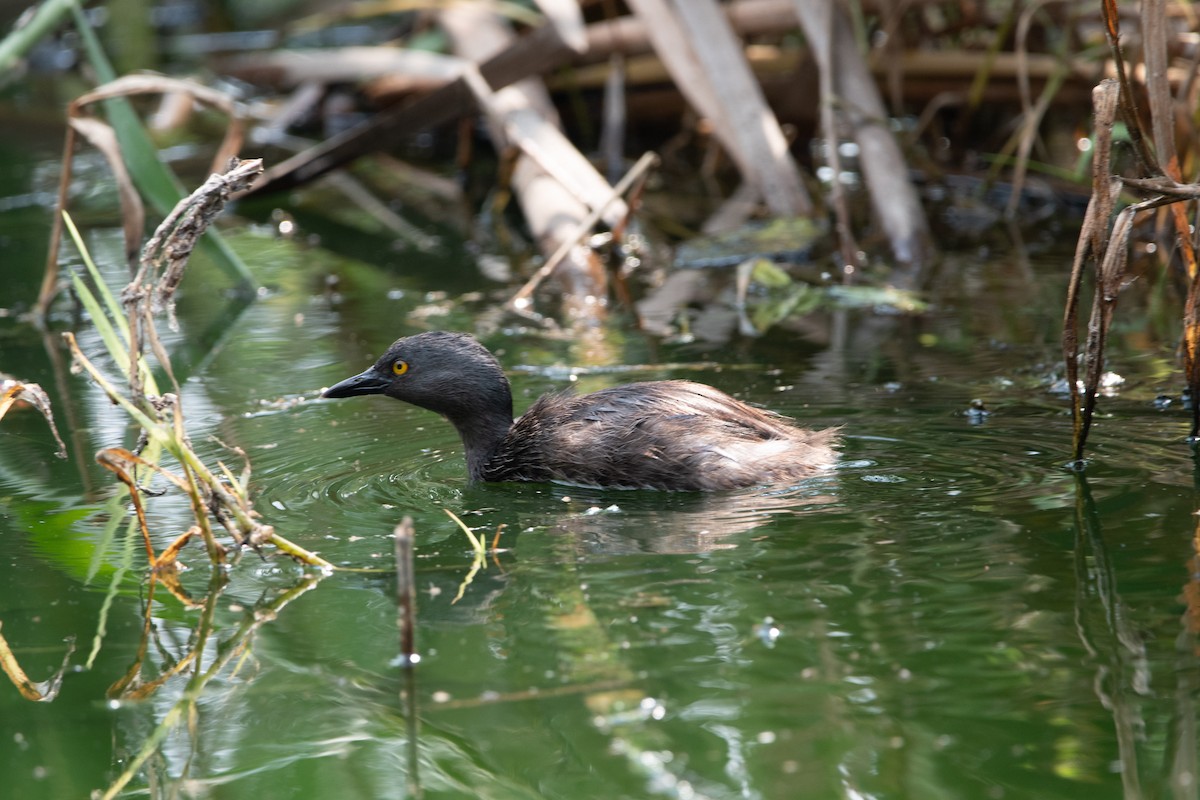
[392,359,409,376]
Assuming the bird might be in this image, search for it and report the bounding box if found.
[322,331,838,491]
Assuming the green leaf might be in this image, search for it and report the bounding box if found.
[825,285,928,313]
[749,258,794,289]
[62,212,128,339]
[0,0,77,75]
[62,212,163,394]
[751,284,817,331]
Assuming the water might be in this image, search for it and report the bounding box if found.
[1,144,1198,799]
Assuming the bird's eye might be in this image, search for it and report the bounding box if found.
[392,360,409,376]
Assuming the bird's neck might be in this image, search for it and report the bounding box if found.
[448,409,513,481]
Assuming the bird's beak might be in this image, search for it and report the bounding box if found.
[323,368,390,398]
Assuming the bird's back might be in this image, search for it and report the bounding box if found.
[481,380,838,491]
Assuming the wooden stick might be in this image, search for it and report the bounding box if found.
[394,517,418,667]
[506,151,658,312]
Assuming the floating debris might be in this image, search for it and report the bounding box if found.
[965,398,990,424]
[674,218,825,270]
[753,616,781,648]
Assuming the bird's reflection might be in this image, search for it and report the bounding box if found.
[464,474,839,555]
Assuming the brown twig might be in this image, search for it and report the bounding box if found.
[1100,0,1160,175]
[1064,80,1119,466]
[394,517,418,666]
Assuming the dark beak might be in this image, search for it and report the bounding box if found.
[323,368,390,399]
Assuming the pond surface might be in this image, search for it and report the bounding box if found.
[1,133,1198,800]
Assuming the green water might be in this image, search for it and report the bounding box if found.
[1,140,1198,799]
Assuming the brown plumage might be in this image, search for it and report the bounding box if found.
[323,331,838,491]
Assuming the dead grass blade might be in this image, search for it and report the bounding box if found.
[95,448,164,565]
[0,621,74,702]
[94,447,224,571]
[37,62,254,318]
[72,74,246,180]
[0,378,67,458]
[67,116,144,265]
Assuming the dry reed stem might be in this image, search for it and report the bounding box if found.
[628,0,810,217]
[1138,0,1200,439]
[1136,1,1200,440]
[1101,0,1159,174]
[394,517,417,665]
[38,75,247,319]
[1063,80,1119,465]
[1068,5,1200,457]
